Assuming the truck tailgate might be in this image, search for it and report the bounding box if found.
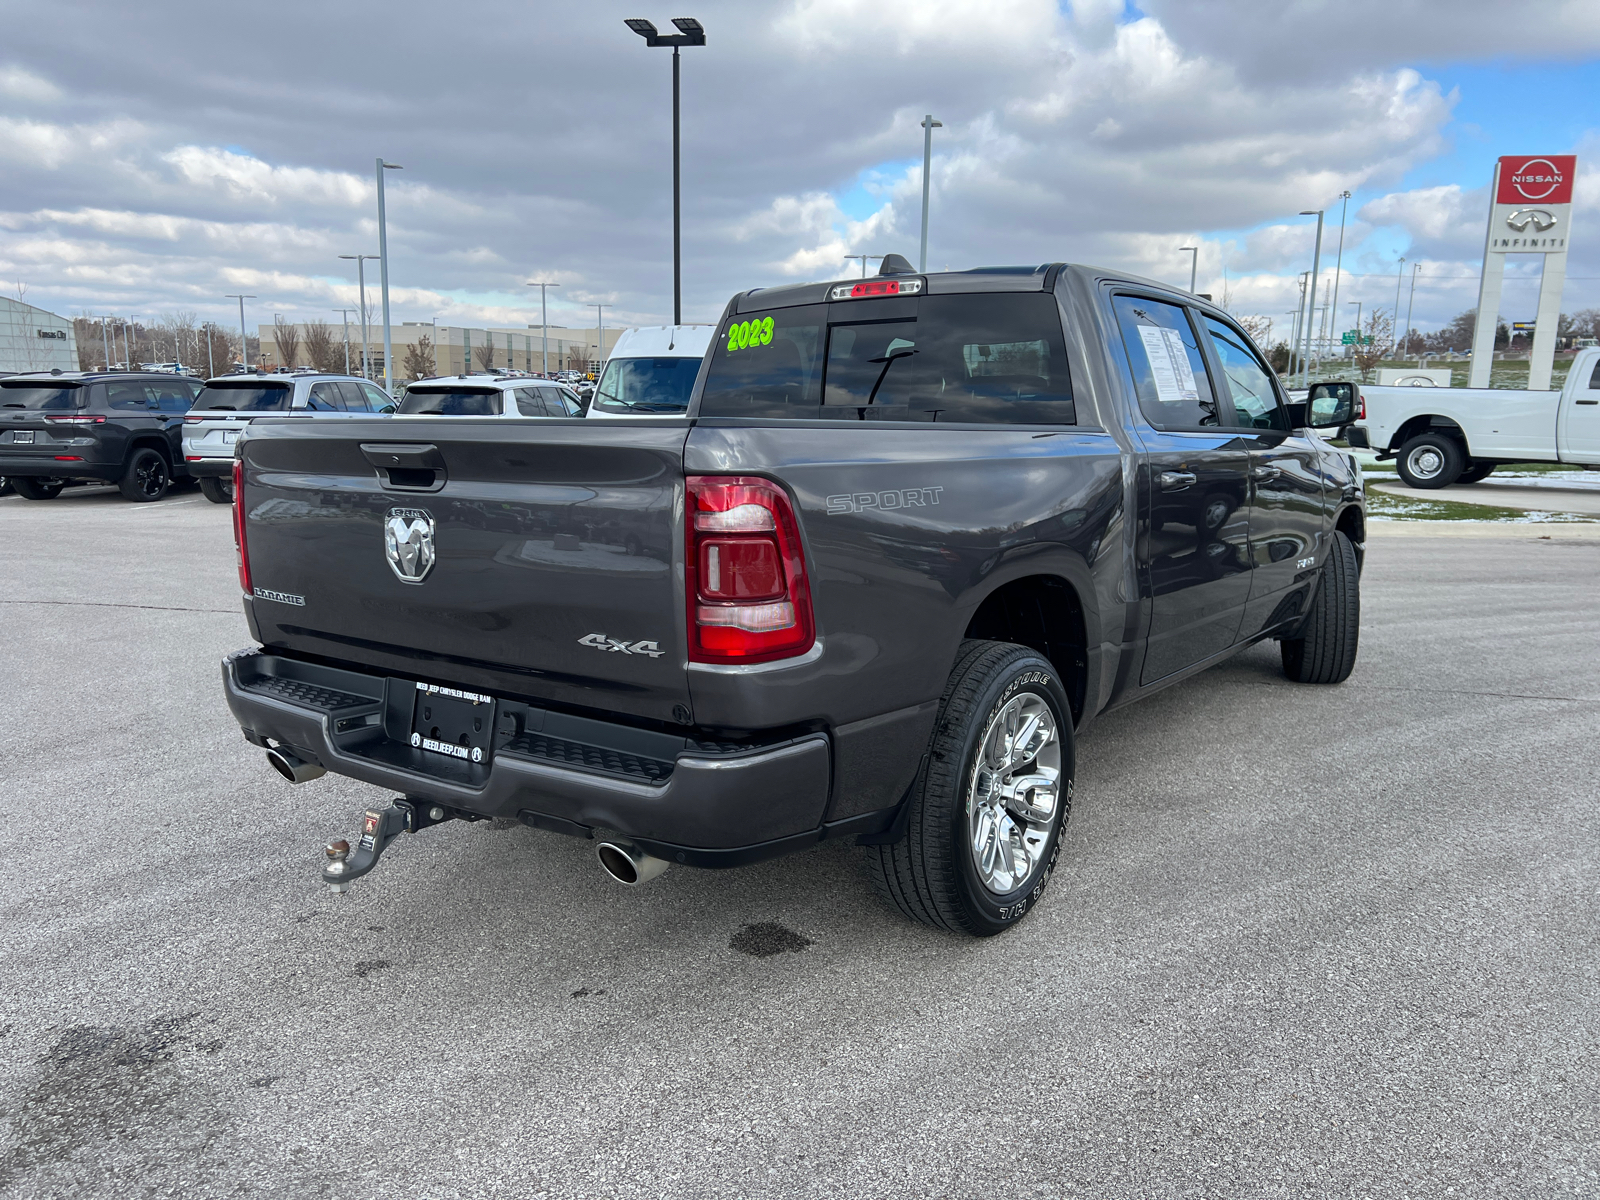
[239,418,692,724]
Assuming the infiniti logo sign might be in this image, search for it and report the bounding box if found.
[1506,209,1556,233]
[385,508,436,583]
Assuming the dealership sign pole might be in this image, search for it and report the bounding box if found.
[1469,155,1576,391]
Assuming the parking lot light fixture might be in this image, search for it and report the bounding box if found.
[377,161,402,392]
[845,254,883,278]
[1179,246,1198,294]
[527,282,561,374]
[339,255,378,379]
[1299,210,1324,388]
[226,295,255,372]
[625,17,705,325]
[592,303,610,374]
[1328,190,1352,356]
[919,115,942,273]
[333,309,355,375]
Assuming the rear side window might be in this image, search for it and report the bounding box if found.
[0,383,84,410]
[193,383,292,412]
[1112,295,1219,430]
[592,356,703,414]
[306,382,345,411]
[105,382,157,411]
[699,294,1074,424]
[397,388,500,416]
[514,387,550,417]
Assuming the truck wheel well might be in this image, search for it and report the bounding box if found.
[1389,414,1464,453]
[963,575,1087,724]
[1335,504,1364,546]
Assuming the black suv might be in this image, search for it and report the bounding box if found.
[0,371,201,502]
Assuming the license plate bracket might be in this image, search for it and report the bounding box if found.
[14,431,33,445]
[409,682,495,765]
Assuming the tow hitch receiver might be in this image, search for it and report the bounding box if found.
[322,800,457,893]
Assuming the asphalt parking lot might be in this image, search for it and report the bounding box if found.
[1,485,1596,1199]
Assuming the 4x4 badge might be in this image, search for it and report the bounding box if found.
[579,633,664,658]
[385,508,436,584]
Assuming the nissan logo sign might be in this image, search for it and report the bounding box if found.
[1507,158,1565,201]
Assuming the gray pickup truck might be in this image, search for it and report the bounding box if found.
[220,259,1365,936]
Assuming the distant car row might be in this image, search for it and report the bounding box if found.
[0,325,713,505]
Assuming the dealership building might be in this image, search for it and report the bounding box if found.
[0,296,77,374]
[256,321,624,380]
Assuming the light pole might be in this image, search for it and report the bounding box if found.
[375,159,402,391]
[226,296,255,371]
[919,114,942,273]
[1179,246,1198,293]
[205,322,215,377]
[1299,210,1325,389]
[1403,262,1420,360]
[339,254,377,379]
[1391,257,1406,354]
[624,17,705,325]
[1349,301,1362,360]
[845,255,883,278]
[527,282,560,375]
[99,316,110,370]
[591,303,610,375]
[430,315,442,378]
[1328,190,1351,360]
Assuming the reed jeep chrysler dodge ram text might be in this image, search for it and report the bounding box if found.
[219,258,1365,936]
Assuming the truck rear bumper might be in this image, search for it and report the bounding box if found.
[221,648,846,867]
[183,456,232,478]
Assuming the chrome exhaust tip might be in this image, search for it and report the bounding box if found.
[596,841,671,887]
[266,746,326,784]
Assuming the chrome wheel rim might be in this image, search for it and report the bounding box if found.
[966,690,1061,895]
[1406,446,1444,480]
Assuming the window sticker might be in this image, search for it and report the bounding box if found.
[1136,325,1198,406]
[725,316,775,353]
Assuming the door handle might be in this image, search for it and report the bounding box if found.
[1159,471,1197,491]
[1250,464,1282,481]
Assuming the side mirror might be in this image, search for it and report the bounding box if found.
[1306,381,1355,428]
[378,404,396,414]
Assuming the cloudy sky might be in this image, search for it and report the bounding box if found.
[2,0,1599,343]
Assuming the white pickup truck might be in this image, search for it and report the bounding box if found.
[1342,347,1600,488]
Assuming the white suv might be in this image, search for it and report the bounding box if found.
[394,375,586,419]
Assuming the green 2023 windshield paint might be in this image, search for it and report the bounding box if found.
[725,316,775,353]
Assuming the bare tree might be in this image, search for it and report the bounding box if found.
[403,334,435,381]
[1352,309,1394,381]
[1234,314,1272,350]
[196,323,236,376]
[473,335,496,371]
[273,316,302,370]
[303,319,342,373]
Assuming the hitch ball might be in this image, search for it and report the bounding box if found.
[325,839,352,893]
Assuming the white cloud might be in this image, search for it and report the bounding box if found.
[0,64,62,103]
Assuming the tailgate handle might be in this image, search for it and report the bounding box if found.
[361,443,446,492]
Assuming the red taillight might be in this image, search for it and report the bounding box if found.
[1356,389,1366,420]
[44,414,105,424]
[186,456,203,462]
[53,455,83,461]
[233,459,251,597]
[686,476,814,663]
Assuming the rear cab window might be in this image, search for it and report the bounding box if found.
[397,388,501,416]
[699,293,1074,424]
[193,382,294,412]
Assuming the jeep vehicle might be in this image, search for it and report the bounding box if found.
[219,258,1364,936]
[183,373,395,503]
[0,371,202,501]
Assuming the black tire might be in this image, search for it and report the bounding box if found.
[117,447,171,502]
[1456,461,1495,485]
[1281,530,1360,684]
[1396,432,1465,489]
[12,476,64,500]
[868,640,1074,937]
[198,476,234,505]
